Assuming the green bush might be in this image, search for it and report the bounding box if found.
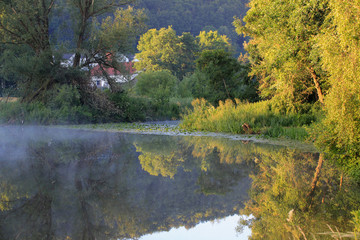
[46,85,93,124]
[0,84,93,124]
[109,91,192,121]
[135,70,179,105]
[180,71,210,99]
[109,92,149,121]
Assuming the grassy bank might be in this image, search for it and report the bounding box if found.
[0,89,192,125]
[0,96,319,142]
[180,98,319,141]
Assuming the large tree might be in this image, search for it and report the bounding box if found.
[0,0,57,102]
[63,1,146,93]
[0,0,145,102]
[234,0,329,113]
[66,0,134,67]
[313,0,360,180]
[84,6,146,92]
[135,26,181,75]
[0,0,54,54]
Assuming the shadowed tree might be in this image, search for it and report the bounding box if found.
[0,0,56,102]
[0,0,146,107]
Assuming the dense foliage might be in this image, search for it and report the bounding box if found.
[194,49,257,105]
[231,0,360,179]
[311,0,360,179]
[134,27,198,79]
[233,0,328,113]
[131,0,249,53]
[1,0,360,185]
[48,0,249,53]
[134,27,232,79]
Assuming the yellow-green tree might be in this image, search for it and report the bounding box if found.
[134,26,199,79]
[196,30,232,52]
[313,0,360,180]
[234,0,329,112]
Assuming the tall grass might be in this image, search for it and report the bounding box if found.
[180,98,317,140]
[0,101,93,125]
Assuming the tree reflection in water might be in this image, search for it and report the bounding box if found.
[238,150,360,239]
[0,127,359,239]
[0,127,251,239]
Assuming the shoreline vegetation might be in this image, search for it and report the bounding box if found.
[0,96,318,152]
[51,121,317,153]
[180,98,317,141]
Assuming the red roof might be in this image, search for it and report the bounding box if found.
[91,62,136,76]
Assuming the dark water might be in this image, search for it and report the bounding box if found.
[0,126,359,240]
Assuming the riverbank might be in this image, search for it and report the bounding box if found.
[180,99,319,141]
[57,121,317,152]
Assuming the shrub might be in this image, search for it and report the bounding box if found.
[0,84,93,124]
[135,70,179,105]
[180,98,317,140]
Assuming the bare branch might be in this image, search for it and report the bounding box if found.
[47,0,56,15]
[91,0,134,17]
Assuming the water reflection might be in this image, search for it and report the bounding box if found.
[237,150,360,239]
[0,126,359,240]
[0,127,252,239]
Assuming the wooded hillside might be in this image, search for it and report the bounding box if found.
[49,0,249,53]
[135,0,249,52]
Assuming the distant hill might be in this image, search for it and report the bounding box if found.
[134,0,249,53]
[49,0,249,54]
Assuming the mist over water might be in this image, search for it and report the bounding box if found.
[0,126,253,239]
[0,126,107,163]
[0,126,358,239]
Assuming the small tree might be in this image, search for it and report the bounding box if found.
[195,49,255,105]
[135,27,199,79]
[134,70,179,105]
[196,30,233,52]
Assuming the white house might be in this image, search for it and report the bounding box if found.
[90,61,138,88]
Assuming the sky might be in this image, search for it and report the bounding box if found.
[138,215,252,240]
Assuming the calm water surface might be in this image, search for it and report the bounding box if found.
[0,126,359,239]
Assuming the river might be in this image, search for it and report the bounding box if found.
[0,126,358,239]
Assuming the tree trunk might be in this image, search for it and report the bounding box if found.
[340,173,343,191]
[98,64,122,93]
[309,67,324,105]
[222,78,231,99]
[305,153,325,210]
[73,22,87,68]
